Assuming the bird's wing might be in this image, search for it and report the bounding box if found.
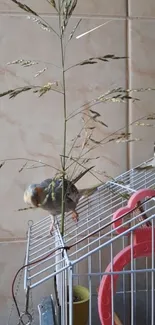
[39,178,53,188]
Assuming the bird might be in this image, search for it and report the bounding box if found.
[23,167,100,234]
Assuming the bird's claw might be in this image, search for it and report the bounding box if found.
[72,210,79,223]
[49,217,55,236]
[49,223,54,236]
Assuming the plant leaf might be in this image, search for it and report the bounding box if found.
[97,119,108,127]
[0,82,61,99]
[103,54,117,58]
[36,82,59,97]
[68,0,78,16]
[89,109,108,127]
[0,86,33,98]
[11,0,58,35]
[49,0,56,8]
[70,55,126,70]
[34,68,47,78]
[146,114,155,120]
[7,59,38,67]
[68,19,82,41]
[98,55,127,62]
[135,122,155,127]
[0,90,15,98]
[11,0,38,16]
[116,137,141,143]
[18,162,28,172]
[89,109,101,117]
[80,60,97,65]
[27,16,51,32]
[62,0,78,34]
[90,137,101,144]
[0,162,5,169]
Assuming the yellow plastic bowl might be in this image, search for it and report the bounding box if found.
[68,285,89,325]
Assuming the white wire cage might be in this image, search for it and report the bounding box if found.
[12,157,155,325]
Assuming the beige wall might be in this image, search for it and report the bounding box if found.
[0,0,155,323]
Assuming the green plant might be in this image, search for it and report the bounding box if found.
[1,0,155,236]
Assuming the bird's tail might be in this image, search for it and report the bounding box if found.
[72,166,95,184]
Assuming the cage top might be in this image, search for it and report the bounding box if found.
[24,157,155,289]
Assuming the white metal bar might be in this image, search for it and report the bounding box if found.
[70,213,155,266]
[23,156,155,310]
[30,223,51,238]
[30,231,52,244]
[68,267,73,325]
[72,269,155,276]
[113,157,154,181]
[29,241,56,257]
[30,264,69,289]
[24,225,31,290]
[64,196,128,244]
[29,251,62,271]
[109,181,136,193]
[29,237,54,252]
[64,187,128,235]
[68,206,155,259]
[28,256,65,281]
[28,247,58,263]
[30,215,51,228]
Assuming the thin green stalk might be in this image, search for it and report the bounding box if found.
[58,0,67,236]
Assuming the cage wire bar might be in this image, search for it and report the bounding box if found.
[23,157,155,325]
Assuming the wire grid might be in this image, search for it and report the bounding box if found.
[24,157,155,289]
[23,157,155,325]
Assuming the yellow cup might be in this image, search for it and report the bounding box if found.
[67,285,89,325]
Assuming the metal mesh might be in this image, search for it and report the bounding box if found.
[22,157,155,325]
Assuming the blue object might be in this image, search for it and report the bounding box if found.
[38,295,57,325]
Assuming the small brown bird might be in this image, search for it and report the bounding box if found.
[24,167,99,234]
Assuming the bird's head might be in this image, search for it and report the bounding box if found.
[23,184,44,207]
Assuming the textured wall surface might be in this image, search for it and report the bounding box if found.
[0,0,155,323]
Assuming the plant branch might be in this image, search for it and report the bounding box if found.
[65,54,127,72]
[58,0,67,236]
[11,0,59,37]
[66,115,94,161]
[66,117,96,181]
[62,155,103,183]
[7,58,61,69]
[0,157,61,172]
[67,87,155,121]
[0,83,63,99]
[66,113,153,172]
